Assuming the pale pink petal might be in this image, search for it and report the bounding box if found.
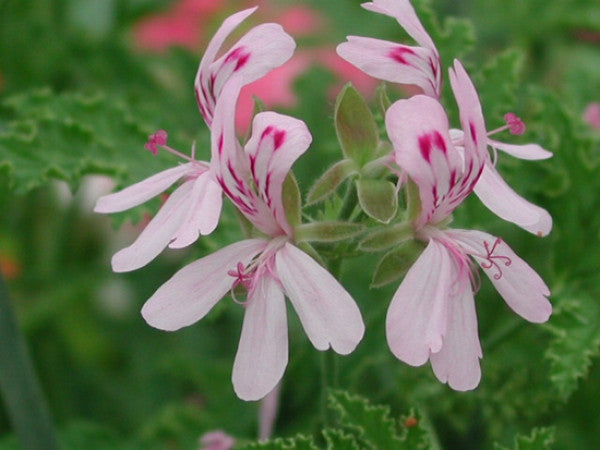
[210,23,296,97]
[337,37,439,98]
[386,239,455,366]
[243,111,312,234]
[385,95,462,226]
[195,7,257,124]
[487,138,553,160]
[430,286,482,391]
[93,163,193,213]
[169,174,223,249]
[275,243,364,354]
[141,239,267,331]
[474,163,553,237]
[362,0,437,51]
[451,229,552,323]
[232,273,288,401]
[449,60,488,170]
[111,180,196,272]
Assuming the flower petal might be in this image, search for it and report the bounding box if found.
[232,273,288,401]
[275,243,364,354]
[430,286,482,391]
[111,179,196,272]
[487,138,553,160]
[141,239,267,331]
[386,239,455,366]
[169,174,223,249]
[243,111,312,234]
[451,229,552,323]
[94,163,193,213]
[474,163,553,236]
[386,95,462,226]
[337,37,439,98]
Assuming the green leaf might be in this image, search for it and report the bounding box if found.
[306,159,359,205]
[242,434,319,450]
[0,88,179,195]
[359,222,413,252]
[294,222,365,243]
[544,295,600,400]
[322,428,360,450]
[356,179,398,224]
[494,427,555,450]
[371,241,424,288]
[334,83,379,166]
[328,390,404,449]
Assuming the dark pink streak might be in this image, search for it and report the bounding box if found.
[388,46,415,65]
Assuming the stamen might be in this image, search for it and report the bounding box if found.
[480,238,512,280]
[144,129,199,162]
[504,112,525,135]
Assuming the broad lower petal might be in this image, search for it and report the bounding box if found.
[451,229,552,323]
[111,180,196,272]
[430,286,482,391]
[487,138,553,160]
[386,239,456,366]
[169,174,223,249]
[232,274,288,401]
[141,239,267,331]
[275,243,364,355]
[474,163,552,237]
[94,163,192,213]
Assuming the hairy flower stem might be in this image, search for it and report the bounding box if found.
[0,273,59,450]
[320,350,338,426]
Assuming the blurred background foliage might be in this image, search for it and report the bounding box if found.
[0,0,599,448]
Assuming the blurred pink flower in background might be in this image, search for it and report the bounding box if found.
[583,102,600,130]
[134,0,380,132]
[199,430,235,450]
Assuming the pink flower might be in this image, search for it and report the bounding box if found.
[337,0,552,236]
[141,79,364,401]
[95,8,295,272]
[583,102,600,130]
[384,61,551,390]
[199,430,235,450]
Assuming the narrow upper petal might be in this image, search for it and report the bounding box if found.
[94,163,193,213]
[430,286,482,391]
[487,138,553,160]
[169,174,223,249]
[474,163,553,237]
[275,243,365,355]
[386,95,462,226]
[450,229,552,323]
[362,0,437,51]
[386,239,456,366]
[232,273,288,401]
[337,37,439,98]
[141,239,267,331]
[111,180,196,272]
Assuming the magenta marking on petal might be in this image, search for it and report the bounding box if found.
[469,122,478,145]
[261,126,274,140]
[225,46,251,72]
[273,130,286,150]
[480,238,512,280]
[449,170,457,189]
[433,131,446,154]
[218,132,224,155]
[388,46,416,65]
[235,52,250,71]
[418,134,432,162]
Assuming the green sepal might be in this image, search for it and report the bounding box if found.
[359,222,413,252]
[294,222,365,243]
[306,159,359,205]
[356,178,398,223]
[404,178,422,223]
[334,83,379,166]
[371,240,424,288]
[294,241,326,267]
[376,82,392,117]
[282,171,302,229]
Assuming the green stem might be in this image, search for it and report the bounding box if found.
[319,350,338,426]
[0,273,59,450]
[337,181,358,222]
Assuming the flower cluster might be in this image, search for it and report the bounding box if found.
[96,1,552,399]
